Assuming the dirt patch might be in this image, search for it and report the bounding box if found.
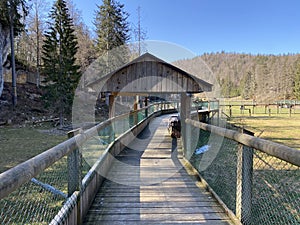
[0,82,114,126]
[0,82,51,125]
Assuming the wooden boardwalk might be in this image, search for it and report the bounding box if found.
[83,115,233,224]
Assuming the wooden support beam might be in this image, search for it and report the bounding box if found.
[112,92,149,97]
[133,97,138,125]
[236,129,253,224]
[108,94,115,119]
[180,93,191,158]
[145,97,148,117]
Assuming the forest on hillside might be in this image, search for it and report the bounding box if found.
[175,52,300,102]
[2,0,300,109]
[0,0,133,126]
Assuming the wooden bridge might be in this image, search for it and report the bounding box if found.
[0,53,299,225]
[83,114,233,224]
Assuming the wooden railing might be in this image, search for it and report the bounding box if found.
[185,118,300,225]
[185,119,300,167]
[0,102,178,224]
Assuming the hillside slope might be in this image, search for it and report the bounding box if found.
[0,83,48,125]
[174,52,299,102]
[0,82,129,126]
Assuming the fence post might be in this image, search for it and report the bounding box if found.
[236,129,253,224]
[67,128,82,224]
[145,97,148,117]
[133,101,138,125]
[265,105,267,114]
[181,93,191,157]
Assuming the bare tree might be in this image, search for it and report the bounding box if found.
[66,0,96,72]
[131,6,147,57]
[0,0,28,98]
[29,0,49,86]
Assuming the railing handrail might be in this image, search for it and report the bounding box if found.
[0,102,168,200]
[186,118,300,167]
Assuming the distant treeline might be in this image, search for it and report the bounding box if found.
[175,52,300,102]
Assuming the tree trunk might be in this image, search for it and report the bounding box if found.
[0,44,3,97]
[0,24,10,98]
[10,12,17,107]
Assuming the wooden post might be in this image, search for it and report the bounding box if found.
[67,127,82,225]
[67,129,82,197]
[145,97,148,117]
[181,93,191,158]
[108,93,116,142]
[229,105,232,118]
[236,129,253,225]
[133,99,138,125]
[265,105,267,114]
[108,93,115,118]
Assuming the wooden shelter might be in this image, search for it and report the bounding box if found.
[86,52,212,115]
[87,53,212,94]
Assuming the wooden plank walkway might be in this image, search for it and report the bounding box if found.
[83,115,233,225]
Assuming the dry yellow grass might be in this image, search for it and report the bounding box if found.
[229,111,300,149]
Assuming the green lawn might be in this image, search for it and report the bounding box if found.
[0,126,67,173]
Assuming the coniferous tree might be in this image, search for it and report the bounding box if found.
[94,0,130,73]
[241,71,257,99]
[95,0,129,53]
[65,0,97,72]
[42,0,80,127]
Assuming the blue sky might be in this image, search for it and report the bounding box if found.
[72,0,300,56]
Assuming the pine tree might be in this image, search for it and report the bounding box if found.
[42,0,80,127]
[94,0,130,71]
[241,71,257,99]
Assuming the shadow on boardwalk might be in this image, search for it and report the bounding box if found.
[83,115,233,224]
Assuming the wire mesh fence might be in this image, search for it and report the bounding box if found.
[189,126,238,214]
[0,103,169,224]
[252,151,300,225]
[188,122,300,225]
[0,157,69,224]
[0,121,127,224]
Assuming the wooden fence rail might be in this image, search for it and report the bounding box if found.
[0,103,165,200]
[185,118,300,224]
[0,102,177,225]
[185,119,300,167]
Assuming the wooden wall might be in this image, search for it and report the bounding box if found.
[87,53,212,94]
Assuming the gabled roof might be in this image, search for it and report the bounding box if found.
[86,53,212,93]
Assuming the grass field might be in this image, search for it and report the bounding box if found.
[1,105,299,174]
[0,105,299,224]
[223,105,300,149]
[0,125,67,173]
[191,108,300,225]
